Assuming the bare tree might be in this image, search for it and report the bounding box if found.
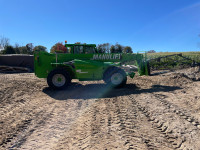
[0,36,10,48]
[26,43,34,54]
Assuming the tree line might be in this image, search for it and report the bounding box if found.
[0,36,155,54]
[50,42,133,54]
[97,43,133,53]
[0,36,47,54]
[50,42,155,53]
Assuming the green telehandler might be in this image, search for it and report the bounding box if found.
[34,42,150,89]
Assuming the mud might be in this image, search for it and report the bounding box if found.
[1,67,200,150]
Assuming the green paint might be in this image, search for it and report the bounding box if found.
[34,43,149,81]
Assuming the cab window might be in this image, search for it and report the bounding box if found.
[74,46,84,54]
[67,47,71,53]
[85,46,95,54]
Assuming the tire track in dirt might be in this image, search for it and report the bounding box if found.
[53,99,99,150]
[112,97,147,150]
[0,86,95,150]
[154,93,200,129]
[114,95,170,150]
[55,95,173,150]
[128,96,184,149]
[88,98,126,150]
[0,93,55,149]
[0,74,47,149]
[2,71,200,150]
[7,109,54,149]
[0,93,49,149]
[17,98,94,150]
[54,98,124,150]
[128,93,200,149]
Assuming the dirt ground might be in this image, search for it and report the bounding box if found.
[1,67,200,150]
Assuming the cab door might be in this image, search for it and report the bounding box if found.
[72,45,102,80]
[74,59,103,80]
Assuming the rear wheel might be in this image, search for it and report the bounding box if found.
[47,69,71,89]
[103,67,127,88]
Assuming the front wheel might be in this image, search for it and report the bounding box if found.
[103,67,127,88]
[47,69,71,89]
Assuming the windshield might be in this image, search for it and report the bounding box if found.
[74,46,84,54]
[85,46,95,54]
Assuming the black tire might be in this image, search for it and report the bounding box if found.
[47,69,71,89]
[103,67,127,88]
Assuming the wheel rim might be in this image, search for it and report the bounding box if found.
[111,73,123,85]
[52,74,66,87]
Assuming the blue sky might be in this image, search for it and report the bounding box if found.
[0,0,200,52]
